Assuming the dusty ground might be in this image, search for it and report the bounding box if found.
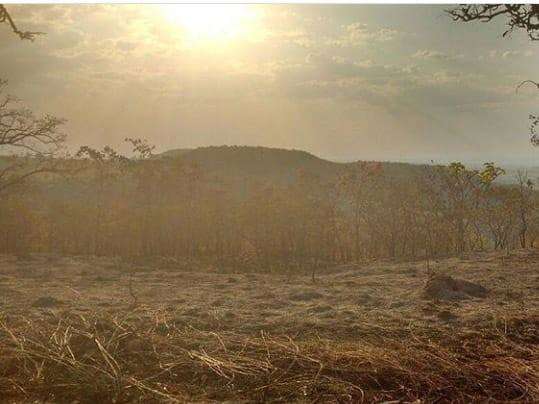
[0,250,537,402]
[1,250,537,337]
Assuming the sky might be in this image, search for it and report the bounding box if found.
[1,4,538,165]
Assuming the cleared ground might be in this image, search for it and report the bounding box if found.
[0,250,537,402]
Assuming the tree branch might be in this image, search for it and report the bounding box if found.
[446,4,539,41]
[0,4,44,41]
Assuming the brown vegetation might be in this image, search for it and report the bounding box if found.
[0,250,537,402]
[1,5,537,402]
[1,145,538,270]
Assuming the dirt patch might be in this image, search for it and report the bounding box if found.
[437,309,458,322]
[423,274,488,301]
[31,296,63,308]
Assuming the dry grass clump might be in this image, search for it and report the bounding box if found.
[0,309,537,403]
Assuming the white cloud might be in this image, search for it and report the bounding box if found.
[1,4,536,162]
[488,49,534,59]
[412,49,463,61]
[328,22,400,47]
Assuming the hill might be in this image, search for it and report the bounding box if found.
[2,145,523,188]
[158,145,428,185]
[158,146,539,187]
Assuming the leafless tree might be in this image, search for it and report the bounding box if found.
[0,80,66,194]
[515,170,535,247]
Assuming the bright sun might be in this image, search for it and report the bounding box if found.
[159,4,259,44]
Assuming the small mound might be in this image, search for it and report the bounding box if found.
[31,296,62,308]
[423,275,488,301]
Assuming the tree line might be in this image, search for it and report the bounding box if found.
[1,140,537,271]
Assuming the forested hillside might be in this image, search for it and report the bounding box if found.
[1,145,536,270]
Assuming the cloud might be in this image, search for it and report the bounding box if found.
[0,4,535,163]
[412,49,463,61]
[327,22,400,47]
[264,48,519,117]
[265,29,316,48]
[115,40,138,52]
[487,49,534,59]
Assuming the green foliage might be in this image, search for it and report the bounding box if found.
[479,162,505,186]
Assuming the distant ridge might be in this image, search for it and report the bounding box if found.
[157,145,428,185]
[160,145,327,163]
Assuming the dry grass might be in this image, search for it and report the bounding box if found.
[0,250,538,402]
[0,310,537,403]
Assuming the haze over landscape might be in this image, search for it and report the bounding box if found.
[0,4,538,403]
[1,4,538,164]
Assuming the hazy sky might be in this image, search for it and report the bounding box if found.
[1,4,538,164]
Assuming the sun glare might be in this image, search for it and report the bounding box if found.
[159,4,259,44]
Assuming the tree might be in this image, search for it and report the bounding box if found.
[0,80,67,195]
[514,170,535,248]
[75,145,129,255]
[339,162,383,260]
[447,5,539,40]
[0,4,43,40]
[422,162,504,255]
[447,5,539,144]
[1,6,65,192]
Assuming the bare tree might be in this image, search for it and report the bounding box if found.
[447,5,539,40]
[515,170,535,248]
[0,80,66,194]
[0,4,43,41]
[75,144,129,255]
